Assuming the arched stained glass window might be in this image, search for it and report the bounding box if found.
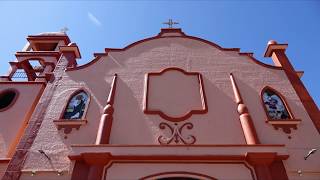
[262,88,291,120]
[63,91,89,120]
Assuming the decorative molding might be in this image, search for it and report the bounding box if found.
[144,67,208,122]
[95,74,118,144]
[69,143,289,180]
[158,122,196,145]
[230,73,260,144]
[264,43,288,58]
[266,119,301,135]
[27,35,71,45]
[53,120,87,139]
[0,158,11,163]
[71,144,286,148]
[69,151,289,180]
[66,28,282,72]
[59,44,81,58]
[15,51,61,59]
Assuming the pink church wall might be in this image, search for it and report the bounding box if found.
[147,69,204,118]
[0,160,10,179]
[0,82,44,179]
[20,172,70,180]
[18,31,320,179]
[0,82,44,158]
[235,70,320,179]
[81,38,248,145]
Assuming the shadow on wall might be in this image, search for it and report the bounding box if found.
[235,77,293,144]
[285,97,320,146]
[111,77,156,144]
[107,38,213,68]
[191,76,246,144]
[52,86,106,145]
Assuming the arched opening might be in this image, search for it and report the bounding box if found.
[140,171,216,180]
[0,89,18,111]
[62,90,89,120]
[261,87,292,120]
[158,177,199,180]
[28,59,45,76]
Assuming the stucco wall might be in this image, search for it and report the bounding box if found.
[0,161,9,179]
[0,83,44,158]
[105,163,254,180]
[20,171,70,180]
[20,32,320,179]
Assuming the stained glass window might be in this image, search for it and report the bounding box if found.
[262,89,290,120]
[63,91,88,119]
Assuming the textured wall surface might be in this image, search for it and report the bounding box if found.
[0,83,43,157]
[106,163,253,180]
[19,31,320,179]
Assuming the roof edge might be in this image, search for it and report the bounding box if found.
[66,29,282,72]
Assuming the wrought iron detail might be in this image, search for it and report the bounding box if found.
[12,70,28,79]
[158,122,196,145]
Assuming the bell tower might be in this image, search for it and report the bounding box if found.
[0,32,77,82]
[0,31,81,178]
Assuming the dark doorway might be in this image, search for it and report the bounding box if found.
[158,177,199,180]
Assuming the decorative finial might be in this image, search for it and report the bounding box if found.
[163,19,179,28]
[60,27,69,33]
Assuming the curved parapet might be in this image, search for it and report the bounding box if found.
[66,28,282,72]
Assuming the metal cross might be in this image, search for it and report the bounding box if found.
[163,19,179,28]
[60,27,69,33]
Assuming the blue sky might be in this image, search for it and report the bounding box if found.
[0,1,319,107]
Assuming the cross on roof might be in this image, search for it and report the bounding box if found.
[163,19,179,28]
[60,27,69,33]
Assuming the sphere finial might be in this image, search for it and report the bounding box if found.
[268,40,277,45]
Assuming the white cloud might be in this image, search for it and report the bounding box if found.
[88,12,102,26]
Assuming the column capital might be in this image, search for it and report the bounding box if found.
[59,42,81,58]
[245,152,277,166]
[264,40,288,57]
[81,152,112,166]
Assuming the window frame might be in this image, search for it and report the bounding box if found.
[260,86,301,135]
[261,86,294,121]
[59,89,91,121]
[54,89,90,138]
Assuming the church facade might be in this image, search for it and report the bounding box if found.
[0,28,319,180]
